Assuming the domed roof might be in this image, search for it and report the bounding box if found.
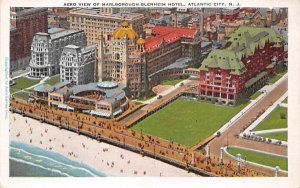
[137,38,145,45]
[97,81,118,89]
[113,21,137,40]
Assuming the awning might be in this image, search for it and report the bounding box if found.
[82,110,91,114]
[67,106,74,111]
[51,102,60,106]
[245,71,268,88]
[90,110,111,118]
[113,109,122,116]
[58,104,68,109]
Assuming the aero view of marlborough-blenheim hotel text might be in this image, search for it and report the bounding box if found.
[9,7,288,177]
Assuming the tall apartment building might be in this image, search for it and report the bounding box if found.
[59,44,96,85]
[68,8,144,45]
[29,28,86,78]
[10,7,48,72]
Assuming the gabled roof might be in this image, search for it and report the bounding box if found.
[200,26,283,76]
[145,26,198,53]
[200,49,246,75]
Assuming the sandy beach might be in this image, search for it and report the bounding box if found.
[9,112,198,177]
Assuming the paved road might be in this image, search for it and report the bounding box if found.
[208,78,288,159]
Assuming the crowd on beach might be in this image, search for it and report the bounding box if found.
[10,112,197,177]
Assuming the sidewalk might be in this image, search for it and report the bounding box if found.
[254,128,288,135]
[138,79,193,105]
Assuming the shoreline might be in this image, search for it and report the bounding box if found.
[9,112,198,177]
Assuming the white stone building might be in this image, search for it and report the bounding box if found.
[29,28,86,78]
[59,44,96,85]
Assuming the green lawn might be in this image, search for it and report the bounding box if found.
[269,69,288,84]
[131,98,248,147]
[250,91,263,100]
[160,79,183,86]
[10,77,40,94]
[45,75,60,86]
[259,132,287,141]
[254,107,287,131]
[227,147,287,171]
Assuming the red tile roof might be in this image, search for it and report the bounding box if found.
[145,26,197,53]
[240,8,257,14]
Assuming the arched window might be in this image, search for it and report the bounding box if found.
[115,53,120,60]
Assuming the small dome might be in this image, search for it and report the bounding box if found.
[113,21,137,40]
[97,81,118,89]
[120,21,129,27]
[137,38,145,45]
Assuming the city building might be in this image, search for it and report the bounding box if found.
[29,28,86,78]
[198,26,284,105]
[10,7,48,72]
[59,44,96,85]
[96,21,147,97]
[68,8,144,45]
[48,8,71,29]
[97,22,202,97]
[32,81,128,118]
[171,13,192,27]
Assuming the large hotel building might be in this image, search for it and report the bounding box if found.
[198,26,284,104]
[59,44,96,85]
[29,28,86,78]
[97,22,201,97]
[68,8,144,45]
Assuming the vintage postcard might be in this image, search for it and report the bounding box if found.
[0,0,299,187]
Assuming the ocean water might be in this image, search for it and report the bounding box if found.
[9,141,107,177]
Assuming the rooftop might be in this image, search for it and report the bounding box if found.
[200,26,283,75]
[70,8,143,20]
[145,26,198,53]
[69,82,125,104]
[149,57,191,78]
[65,44,80,49]
[36,28,83,40]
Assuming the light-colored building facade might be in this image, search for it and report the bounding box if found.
[68,8,144,45]
[29,28,86,78]
[59,44,96,85]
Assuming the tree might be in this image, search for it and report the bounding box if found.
[280,113,286,119]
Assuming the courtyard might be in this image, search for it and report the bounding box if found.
[131,98,248,147]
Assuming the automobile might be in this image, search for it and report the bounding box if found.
[157,95,162,99]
